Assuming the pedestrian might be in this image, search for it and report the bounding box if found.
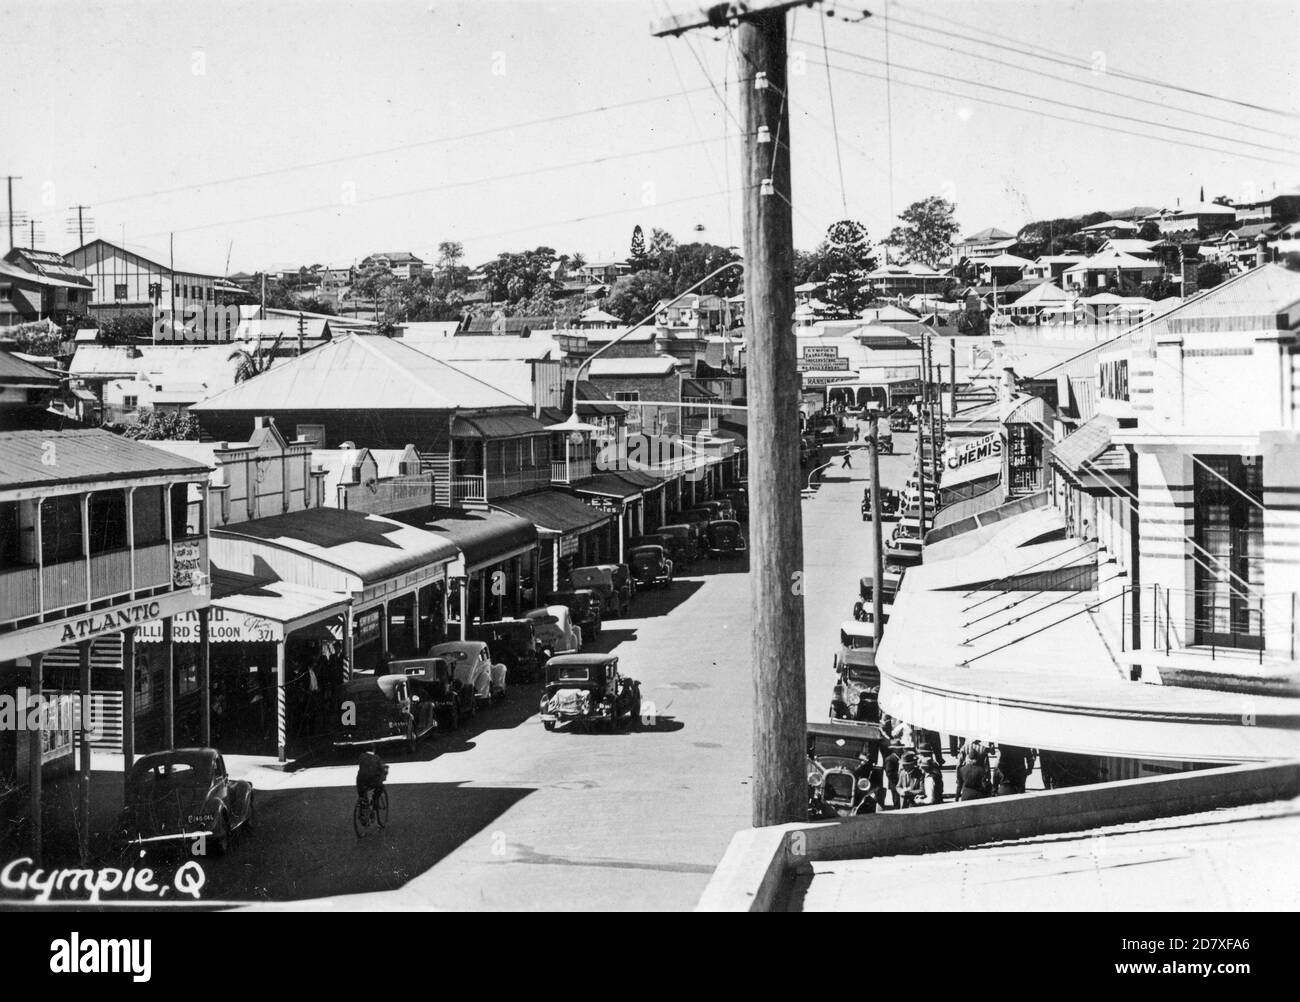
[829,684,851,720]
[989,748,1017,797]
[882,741,904,808]
[997,744,1033,793]
[920,729,946,766]
[956,747,992,801]
[841,450,853,469]
[916,746,945,805]
[898,750,925,808]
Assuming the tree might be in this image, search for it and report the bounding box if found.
[888,196,960,268]
[227,335,283,383]
[1137,221,1161,242]
[647,227,677,268]
[117,408,199,441]
[606,270,675,323]
[1284,251,1300,272]
[437,241,464,272]
[480,246,558,305]
[818,220,877,317]
[629,225,649,270]
[97,313,155,345]
[655,242,744,297]
[1195,261,1227,289]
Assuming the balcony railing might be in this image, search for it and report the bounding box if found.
[135,541,173,589]
[551,458,593,485]
[90,548,132,600]
[42,560,87,613]
[487,466,551,498]
[451,475,487,505]
[0,566,40,619]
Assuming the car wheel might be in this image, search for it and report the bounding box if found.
[210,811,230,858]
[405,723,417,755]
[449,704,460,731]
[543,720,556,732]
[630,695,642,728]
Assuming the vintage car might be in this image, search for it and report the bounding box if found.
[335,672,440,752]
[427,640,507,703]
[721,487,748,520]
[888,411,915,433]
[571,565,631,618]
[704,519,748,558]
[859,570,903,607]
[807,721,886,817]
[547,589,602,642]
[851,597,892,627]
[884,536,924,570]
[523,605,583,655]
[875,428,895,454]
[656,523,699,568]
[628,543,674,588]
[539,654,642,731]
[389,656,477,729]
[862,486,901,521]
[468,618,547,683]
[834,619,878,675]
[119,748,253,857]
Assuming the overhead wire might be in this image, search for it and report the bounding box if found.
[887,1,1300,122]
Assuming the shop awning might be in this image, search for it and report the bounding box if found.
[392,505,537,570]
[1052,413,1128,476]
[571,474,644,502]
[611,469,662,492]
[213,507,460,587]
[493,490,612,537]
[451,412,548,438]
[135,570,349,643]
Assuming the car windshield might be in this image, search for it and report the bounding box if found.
[555,666,592,682]
[631,550,660,566]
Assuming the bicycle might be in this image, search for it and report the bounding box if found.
[353,786,389,837]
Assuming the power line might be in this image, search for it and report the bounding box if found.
[810,57,1300,171]
[840,14,1300,142]
[801,37,1300,159]
[819,8,849,215]
[882,2,1300,122]
[93,84,719,209]
[129,134,741,242]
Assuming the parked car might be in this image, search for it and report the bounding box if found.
[547,589,602,642]
[834,619,878,675]
[572,565,631,618]
[539,653,642,732]
[523,605,583,655]
[722,487,748,520]
[427,640,507,703]
[118,748,253,857]
[468,618,547,683]
[862,486,902,521]
[705,519,748,558]
[875,428,894,454]
[889,412,915,433]
[884,536,924,570]
[656,523,699,568]
[390,656,476,729]
[629,543,674,588]
[859,571,903,607]
[807,721,886,818]
[334,672,439,753]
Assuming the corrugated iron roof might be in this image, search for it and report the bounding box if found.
[191,333,529,412]
[493,490,610,535]
[0,349,60,386]
[0,429,212,491]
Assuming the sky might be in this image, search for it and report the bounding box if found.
[2,0,1298,275]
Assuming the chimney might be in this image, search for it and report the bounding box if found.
[998,366,1018,421]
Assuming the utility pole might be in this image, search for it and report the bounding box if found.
[69,204,90,248]
[868,411,884,646]
[949,336,957,418]
[5,176,21,250]
[167,232,175,346]
[655,0,811,828]
[917,332,928,533]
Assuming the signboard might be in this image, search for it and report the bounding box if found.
[558,536,579,557]
[355,609,382,647]
[802,373,857,387]
[14,694,76,774]
[171,540,204,589]
[798,345,849,372]
[943,432,1004,488]
[135,607,279,644]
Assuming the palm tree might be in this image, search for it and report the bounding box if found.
[228,334,284,383]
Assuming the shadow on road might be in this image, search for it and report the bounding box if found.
[540,715,685,737]
[611,579,705,618]
[196,780,535,902]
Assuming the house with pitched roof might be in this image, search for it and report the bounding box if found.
[1,248,94,327]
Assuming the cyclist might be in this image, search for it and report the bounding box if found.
[356,749,388,819]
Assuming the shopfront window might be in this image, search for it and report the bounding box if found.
[1193,455,1264,649]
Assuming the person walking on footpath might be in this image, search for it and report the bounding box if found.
[841,449,853,469]
[956,747,992,801]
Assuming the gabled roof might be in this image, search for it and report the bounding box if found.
[0,348,61,387]
[1097,239,1158,256]
[1080,218,1138,232]
[1012,281,1074,306]
[3,248,93,287]
[1165,201,1237,217]
[1148,264,1300,334]
[1064,249,1158,272]
[981,253,1034,268]
[964,227,1016,242]
[190,333,530,412]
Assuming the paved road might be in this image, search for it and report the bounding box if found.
[176,424,912,910]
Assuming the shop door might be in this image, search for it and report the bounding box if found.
[1193,455,1264,650]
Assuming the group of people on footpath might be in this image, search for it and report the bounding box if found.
[826,683,1037,811]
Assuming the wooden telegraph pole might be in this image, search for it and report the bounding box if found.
[868,412,884,646]
[654,0,812,827]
